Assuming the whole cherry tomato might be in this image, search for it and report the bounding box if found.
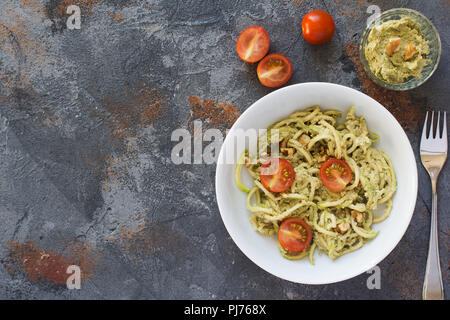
[302,10,335,45]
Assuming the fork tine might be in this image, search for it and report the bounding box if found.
[436,111,441,139]
[422,111,429,141]
[428,111,434,138]
[443,111,447,144]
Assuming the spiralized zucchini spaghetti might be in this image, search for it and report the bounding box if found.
[235,106,396,264]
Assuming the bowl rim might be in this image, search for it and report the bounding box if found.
[359,7,442,91]
[215,82,418,284]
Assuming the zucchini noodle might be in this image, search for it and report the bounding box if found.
[238,106,397,263]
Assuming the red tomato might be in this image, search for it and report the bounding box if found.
[301,10,335,45]
[257,53,293,88]
[260,158,295,193]
[320,158,352,192]
[278,218,313,253]
[236,26,270,63]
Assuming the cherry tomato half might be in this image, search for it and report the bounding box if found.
[236,26,270,63]
[257,53,293,88]
[320,158,352,192]
[301,10,335,45]
[278,218,313,253]
[260,158,295,193]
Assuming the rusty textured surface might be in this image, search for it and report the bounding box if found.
[0,0,448,299]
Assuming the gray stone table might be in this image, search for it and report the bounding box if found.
[0,0,448,299]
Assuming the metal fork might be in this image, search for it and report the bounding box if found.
[420,111,447,300]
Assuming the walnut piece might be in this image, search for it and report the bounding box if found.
[385,37,401,56]
[336,222,350,234]
[298,134,311,147]
[404,43,418,60]
[281,147,294,159]
[351,210,365,224]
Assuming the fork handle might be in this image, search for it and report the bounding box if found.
[423,188,444,300]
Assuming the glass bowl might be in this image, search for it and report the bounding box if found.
[360,8,441,91]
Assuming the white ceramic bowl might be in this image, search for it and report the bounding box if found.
[215,82,418,284]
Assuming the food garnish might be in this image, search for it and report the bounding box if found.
[257,53,293,88]
[236,26,270,63]
[301,10,335,45]
[260,158,296,193]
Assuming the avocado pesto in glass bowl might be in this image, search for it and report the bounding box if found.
[360,8,441,91]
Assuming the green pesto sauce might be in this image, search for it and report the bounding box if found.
[365,17,430,84]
